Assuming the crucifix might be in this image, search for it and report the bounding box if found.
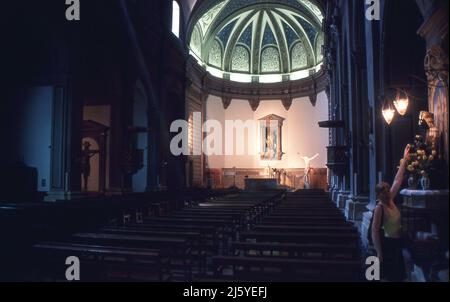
[299,153,319,188]
[81,141,99,192]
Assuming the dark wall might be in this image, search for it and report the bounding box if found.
[383,0,428,182]
[0,0,188,199]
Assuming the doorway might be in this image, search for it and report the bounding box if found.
[81,120,109,193]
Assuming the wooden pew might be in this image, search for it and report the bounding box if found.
[212,256,362,281]
[259,220,353,227]
[240,231,359,244]
[178,208,255,229]
[252,225,357,234]
[118,223,218,256]
[267,210,344,216]
[100,227,207,274]
[231,241,360,260]
[271,211,343,217]
[70,233,192,281]
[262,216,348,224]
[141,217,233,254]
[101,227,201,243]
[33,242,170,281]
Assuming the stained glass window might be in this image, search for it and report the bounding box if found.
[315,34,324,62]
[190,26,202,56]
[209,40,223,68]
[231,45,250,72]
[291,42,308,70]
[261,47,280,73]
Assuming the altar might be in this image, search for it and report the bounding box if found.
[206,167,328,190]
[400,189,449,281]
[244,178,278,191]
[400,189,449,238]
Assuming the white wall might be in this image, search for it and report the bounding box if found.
[205,95,225,169]
[205,91,329,170]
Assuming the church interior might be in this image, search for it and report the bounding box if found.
[0,0,448,283]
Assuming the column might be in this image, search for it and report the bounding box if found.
[344,1,370,221]
[45,79,83,201]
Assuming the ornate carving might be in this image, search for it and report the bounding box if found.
[309,94,317,107]
[424,45,449,85]
[248,98,260,111]
[418,111,439,150]
[424,45,449,163]
[222,96,232,109]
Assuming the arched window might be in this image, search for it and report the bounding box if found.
[261,47,280,73]
[172,1,181,38]
[315,33,324,63]
[209,40,223,68]
[231,45,250,72]
[291,41,308,70]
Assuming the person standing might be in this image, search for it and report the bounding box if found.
[371,144,411,281]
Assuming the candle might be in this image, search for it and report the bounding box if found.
[378,171,382,184]
[354,173,358,196]
[343,176,346,191]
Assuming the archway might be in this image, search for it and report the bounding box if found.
[82,120,109,193]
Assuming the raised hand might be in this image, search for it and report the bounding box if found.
[403,144,411,160]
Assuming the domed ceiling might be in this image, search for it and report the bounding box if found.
[188,0,324,83]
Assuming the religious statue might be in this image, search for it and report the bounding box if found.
[419,111,439,150]
[264,131,276,160]
[259,114,285,161]
[299,153,319,188]
[81,141,99,192]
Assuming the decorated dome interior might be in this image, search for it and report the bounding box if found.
[189,0,324,83]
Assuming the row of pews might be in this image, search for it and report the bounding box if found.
[29,190,284,281]
[211,190,363,282]
[0,189,231,281]
[5,189,363,282]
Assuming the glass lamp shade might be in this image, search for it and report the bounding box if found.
[382,107,396,125]
[394,97,409,115]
